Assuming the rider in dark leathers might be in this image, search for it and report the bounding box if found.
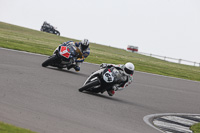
[59,39,90,71]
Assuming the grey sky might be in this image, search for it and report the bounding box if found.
[0,0,200,62]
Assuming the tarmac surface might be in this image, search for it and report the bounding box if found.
[0,48,200,133]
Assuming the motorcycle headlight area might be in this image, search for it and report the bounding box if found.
[103,71,114,83]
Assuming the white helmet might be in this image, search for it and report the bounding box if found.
[124,62,135,75]
[81,39,89,51]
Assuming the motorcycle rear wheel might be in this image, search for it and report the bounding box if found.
[42,55,58,67]
[79,80,100,92]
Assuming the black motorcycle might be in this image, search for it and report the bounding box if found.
[40,22,60,36]
[42,43,78,69]
[79,67,122,96]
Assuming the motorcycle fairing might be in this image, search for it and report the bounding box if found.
[59,46,70,58]
[103,70,114,83]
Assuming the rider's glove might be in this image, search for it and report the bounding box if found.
[100,63,107,68]
[76,58,84,62]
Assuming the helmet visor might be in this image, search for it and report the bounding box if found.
[124,67,134,75]
[81,44,88,51]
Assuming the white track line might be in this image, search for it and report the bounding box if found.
[153,120,192,133]
[0,47,47,56]
[194,116,200,119]
[161,116,198,126]
[144,113,200,133]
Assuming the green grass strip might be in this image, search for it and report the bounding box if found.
[190,123,200,133]
[0,21,200,81]
[0,121,36,133]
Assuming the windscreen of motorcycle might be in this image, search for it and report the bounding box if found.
[103,70,114,83]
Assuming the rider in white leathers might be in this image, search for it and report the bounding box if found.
[100,62,135,96]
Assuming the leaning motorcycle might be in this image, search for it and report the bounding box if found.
[40,25,60,36]
[79,67,122,96]
[42,44,78,69]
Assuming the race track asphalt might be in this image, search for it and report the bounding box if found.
[0,48,200,133]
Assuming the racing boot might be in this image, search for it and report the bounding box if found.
[74,65,80,72]
[107,89,115,96]
[73,62,81,72]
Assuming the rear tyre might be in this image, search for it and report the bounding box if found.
[79,80,100,92]
[42,55,58,67]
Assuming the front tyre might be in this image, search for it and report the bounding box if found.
[79,80,100,92]
[42,55,58,67]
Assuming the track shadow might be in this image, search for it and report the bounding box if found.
[45,67,89,77]
[82,91,137,105]
[81,91,160,112]
[83,91,115,100]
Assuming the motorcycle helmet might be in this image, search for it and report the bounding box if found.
[124,62,135,75]
[81,39,89,51]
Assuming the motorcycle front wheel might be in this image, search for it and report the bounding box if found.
[42,55,58,67]
[79,79,100,92]
[54,30,60,36]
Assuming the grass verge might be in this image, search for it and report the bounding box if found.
[0,21,200,81]
[0,121,36,133]
[191,123,200,133]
